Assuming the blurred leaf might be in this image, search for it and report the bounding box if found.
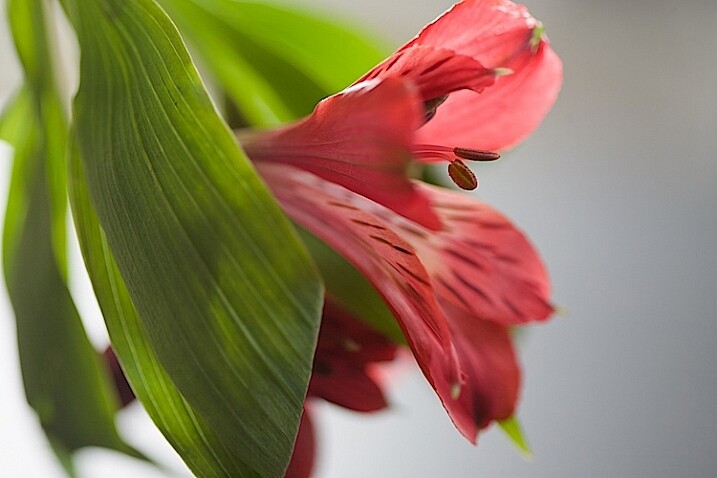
[7,0,68,274]
[2,0,141,471]
[60,0,324,475]
[157,0,388,124]
[0,89,32,144]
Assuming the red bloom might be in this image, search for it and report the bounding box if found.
[285,301,397,478]
[241,0,561,444]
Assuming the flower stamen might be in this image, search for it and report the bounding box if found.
[453,147,500,162]
[413,145,499,190]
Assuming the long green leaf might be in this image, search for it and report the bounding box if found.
[2,89,129,476]
[68,137,252,477]
[60,0,324,475]
[2,0,140,472]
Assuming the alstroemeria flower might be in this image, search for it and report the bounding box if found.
[285,300,397,478]
[238,0,561,443]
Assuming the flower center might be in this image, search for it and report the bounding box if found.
[413,145,500,190]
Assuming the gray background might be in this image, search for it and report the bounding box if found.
[1,0,716,477]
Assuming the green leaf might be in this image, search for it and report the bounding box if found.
[60,0,324,475]
[68,137,253,477]
[0,89,32,143]
[7,0,68,274]
[2,0,140,467]
[156,0,388,124]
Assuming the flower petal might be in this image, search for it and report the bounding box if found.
[317,300,397,365]
[359,0,547,101]
[240,78,442,229]
[384,184,553,326]
[358,45,496,100]
[402,0,541,69]
[285,408,315,478]
[309,300,396,412]
[416,40,563,151]
[310,360,389,412]
[257,163,463,402]
[439,300,521,442]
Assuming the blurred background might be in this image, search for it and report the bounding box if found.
[1,0,716,477]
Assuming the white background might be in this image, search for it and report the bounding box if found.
[1,0,716,477]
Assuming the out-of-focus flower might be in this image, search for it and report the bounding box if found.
[285,300,397,478]
[239,0,561,443]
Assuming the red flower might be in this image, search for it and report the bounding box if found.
[285,301,397,478]
[240,0,562,443]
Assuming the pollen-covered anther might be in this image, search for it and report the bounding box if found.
[447,159,478,190]
[453,147,500,162]
[413,145,500,163]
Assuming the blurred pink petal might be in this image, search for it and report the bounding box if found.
[309,301,397,412]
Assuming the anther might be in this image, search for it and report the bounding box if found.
[453,147,500,162]
[447,160,478,190]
